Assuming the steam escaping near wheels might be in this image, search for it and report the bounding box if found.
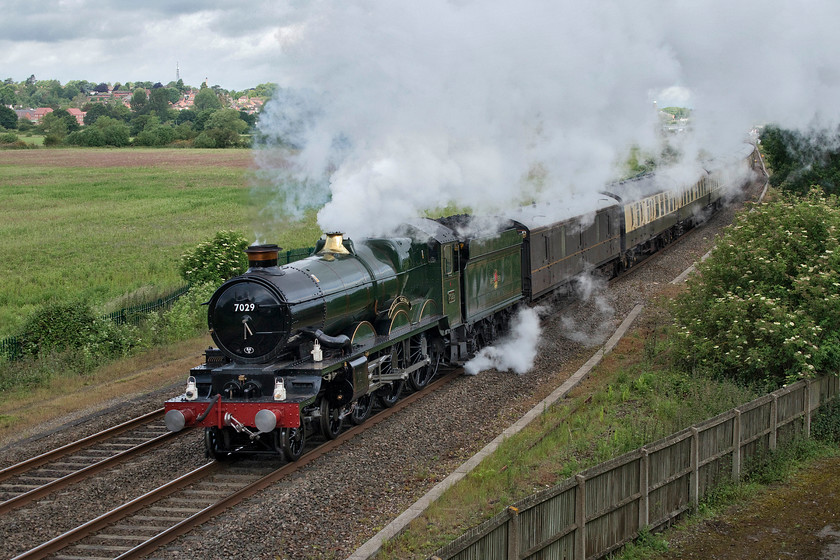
[464,306,545,376]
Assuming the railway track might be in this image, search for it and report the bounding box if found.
[11,369,460,560]
[0,409,182,515]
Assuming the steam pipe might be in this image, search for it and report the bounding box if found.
[196,394,221,422]
[304,329,352,353]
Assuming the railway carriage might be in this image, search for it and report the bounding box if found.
[164,144,759,460]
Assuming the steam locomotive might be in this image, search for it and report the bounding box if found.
[164,144,760,460]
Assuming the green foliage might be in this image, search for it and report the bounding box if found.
[660,106,691,119]
[65,128,105,147]
[0,284,214,393]
[130,88,147,112]
[18,300,139,360]
[142,283,216,344]
[179,230,250,285]
[0,132,19,144]
[742,437,828,486]
[194,127,245,148]
[812,395,840,444]
[133,123,176,146]
[194,86,223,111]
[96,117,131,147]
[65,117,131,147]
[760,124,840,196]
[671,190,840,388]
[43,133,63,146]
[0,105,18,129]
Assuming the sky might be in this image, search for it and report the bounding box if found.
[0,1,295,91]
[6,1,840,240]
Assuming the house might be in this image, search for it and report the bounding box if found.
[15,107,53,124]
[67,108,86,125]
[234,96,264,114]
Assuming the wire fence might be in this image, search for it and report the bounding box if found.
[0,246,315,361]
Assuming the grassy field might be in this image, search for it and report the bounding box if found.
[0,148,322,337]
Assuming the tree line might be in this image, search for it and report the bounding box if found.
[0,76,278,148]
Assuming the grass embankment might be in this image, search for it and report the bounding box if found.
[0,148,320,338]
[0,335,211,445]
[378,299,835,559]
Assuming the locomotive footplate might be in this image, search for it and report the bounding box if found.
[164,396,302,432]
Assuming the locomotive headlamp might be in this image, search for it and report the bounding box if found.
[311,339,323,362]
[184,376,198,401]
[273,378,287,401]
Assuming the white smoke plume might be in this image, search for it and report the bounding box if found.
[253,1,840,239]
[464,306,545,376]
[560,272,616,346]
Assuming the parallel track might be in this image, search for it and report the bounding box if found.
[0,409,183,515]
[12,369,460,560]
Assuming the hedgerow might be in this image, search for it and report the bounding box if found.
[672,189,840,388]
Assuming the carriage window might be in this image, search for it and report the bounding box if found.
[558,226,566,257]
[443,244,453,276]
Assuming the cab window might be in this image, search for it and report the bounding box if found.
[443,244,454,276]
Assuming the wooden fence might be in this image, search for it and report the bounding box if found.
[432,374,839,560]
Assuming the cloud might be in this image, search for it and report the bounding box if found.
[253,0,840,239]
[0,1,291,89]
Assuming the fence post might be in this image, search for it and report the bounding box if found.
[639,447,649,529]
[732,409,741,482]
[507,506,520,560]
[805,379,812,438]
[575,474,586,560]
[769,395,778,451]
[690,427,699,508]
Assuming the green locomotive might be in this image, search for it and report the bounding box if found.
[164,144,759,460]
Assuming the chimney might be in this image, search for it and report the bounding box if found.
[245,244,281,269]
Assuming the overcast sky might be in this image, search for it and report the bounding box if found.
[8,1,840,240]
[0,1,296,90]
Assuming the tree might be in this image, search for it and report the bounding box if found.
[83,103,111,125]
[192,108,248,148]
[760,125,840,197]
[193,86,222,111]
[175,109,198,125]
[205,108,248,134]
[253,82,278,98]
[148,87,174,120]
[0,85,19,106]
[95,116,130,146]
[130,88,147,112]
[239,111,256,127]
[62,84,80,100]
[0,106,17,129]
[93,82,110,93]
[129,114,157,136]
[40,109,79,136]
